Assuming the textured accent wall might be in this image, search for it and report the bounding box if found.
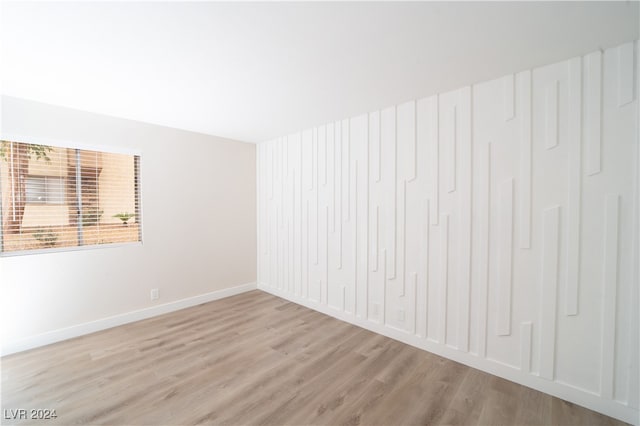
[257,41,639,424]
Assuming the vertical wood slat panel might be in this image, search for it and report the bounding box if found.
[457,87,472,352]
[520,321,533,372]
[336,122,343,269]
[324,205,329,305]
[411,272,418,335]
[475,141,491,357]
[344,120,351,222]
[322,125,328,185]
[354,160,359,315]
[298,134,304,296]
[446,105,457,193]
[381,107,397,280]
[566,57,582,316]
[371,111,381,183]
[257,144,262,282]
[305,198,310,297]
[266,143,272,262]
[371,206,379,272]
[269,139,274,200]
[302,134,310,296]
[363,115,370,319]
[545,80,559,150]
[617,42,635,107]
[428,96,439,225]
[416,99,430,337]
[330,123,336,233]
[369,112,380,276]
[313,130,319,266]
[292,144,296,293]
[276,139,281,290]
[600,194,619,398]
[518,71,532,249]
[341,285,347,312]
[308,133,314,191]
[439,214,449,345]
[422,199,430,340]
[410,102,417,182]
[261,144,268,255]
[382,249,387,325]
[399,181,407,297]
[586,51,602,176]
[497,178,514,336]
[268,144,273,285]
[540,205,560,380]
[286,138,290,291]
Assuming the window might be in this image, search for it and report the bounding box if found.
[25,176,65,204]
[0,140,142,254]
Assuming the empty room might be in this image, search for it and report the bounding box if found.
[0,1,638,425]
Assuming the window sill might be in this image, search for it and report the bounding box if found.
[0,241,143,257]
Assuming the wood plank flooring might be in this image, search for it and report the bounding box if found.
[1,290,627,425]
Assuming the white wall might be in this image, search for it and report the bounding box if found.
[0,96,256,353]
[257,41,639,424]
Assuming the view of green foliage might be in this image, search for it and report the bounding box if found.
[113,212,135,224]
[0,141,53,162]
[82,208,104,227]
[33,229,59,248]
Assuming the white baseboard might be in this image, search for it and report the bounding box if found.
[257,283,640,426]
[1,282,257,357]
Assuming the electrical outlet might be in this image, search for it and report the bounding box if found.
[397,309,405,322]
[372,303,380,317]
[150,288,159,301]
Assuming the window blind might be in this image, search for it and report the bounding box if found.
[0,140,141,254]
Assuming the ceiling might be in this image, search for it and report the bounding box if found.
[1,2,638,143]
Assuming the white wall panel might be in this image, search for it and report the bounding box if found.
[539,205,560,381]
[586,51,603,176]
[257,41,639,424]
[601,194,619,399]
[518,70,533,250]
[545,80,559,150]
[617,42,635,107]
[438,213,449,345]
[566,57,582,316]
[496,177,514,337]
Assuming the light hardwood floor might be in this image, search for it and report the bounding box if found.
[1,290,627,425]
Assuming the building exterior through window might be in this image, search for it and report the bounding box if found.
[0,140,141,254]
